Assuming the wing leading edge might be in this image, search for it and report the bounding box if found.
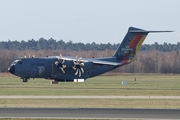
[91,59,120,66]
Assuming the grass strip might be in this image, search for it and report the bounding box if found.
[0,98,180,109]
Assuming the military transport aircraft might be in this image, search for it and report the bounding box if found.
[8,27,172,84]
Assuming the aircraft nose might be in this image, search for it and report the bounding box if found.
[8,65,15,74]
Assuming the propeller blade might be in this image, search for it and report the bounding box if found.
[72,66,76,70]
[80,67,84,73]
[80,63,84,66]
[75,69,78,75]
[55,54,66,73]
[73,60,77,65]
[73,56,85,77]
[78,57,82,61]
[62,64,66,68]
[61,60,65,64]
[55,61,59,65]
[76,56,78,61]
[78,69,81,77]
[60,67,65,73]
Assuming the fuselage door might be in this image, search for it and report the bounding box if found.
[30,68,37,78]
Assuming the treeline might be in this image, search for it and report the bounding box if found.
[1,50,180,74]
[0,38,180,52]
[116,51,180,73]
[0,38,118,51]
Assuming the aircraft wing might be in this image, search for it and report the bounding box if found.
[54,56,122,66]
[91,59,121,66]
[56,56,121,66]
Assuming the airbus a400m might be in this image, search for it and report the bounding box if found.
[8,27,172,84]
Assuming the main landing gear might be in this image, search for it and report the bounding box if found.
[22,78,28,82]
[51,81,59,84]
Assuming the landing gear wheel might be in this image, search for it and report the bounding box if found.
[22,78,28,82]
[51,81,59,84]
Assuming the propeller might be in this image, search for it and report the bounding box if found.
[72,56,84,77]
[55,54,66,73]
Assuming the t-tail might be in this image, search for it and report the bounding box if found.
[113,27,172,64]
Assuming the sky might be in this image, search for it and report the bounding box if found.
[0,0,179,44]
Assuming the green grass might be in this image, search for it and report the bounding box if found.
[0,74,180,96]
[0,98,180,109]
[0,74,180,109]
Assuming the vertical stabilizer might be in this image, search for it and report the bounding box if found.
[113,27,148,62]
[113,27,172,63]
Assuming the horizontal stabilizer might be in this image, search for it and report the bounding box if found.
[130,30,173,33]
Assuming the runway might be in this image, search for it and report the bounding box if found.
[0,108,180,119]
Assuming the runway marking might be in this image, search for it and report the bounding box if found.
[0,96,180,99]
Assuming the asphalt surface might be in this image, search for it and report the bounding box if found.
[0,108,180,119]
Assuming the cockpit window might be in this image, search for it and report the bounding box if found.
[18,61,22,64]
[13,60,22,65]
